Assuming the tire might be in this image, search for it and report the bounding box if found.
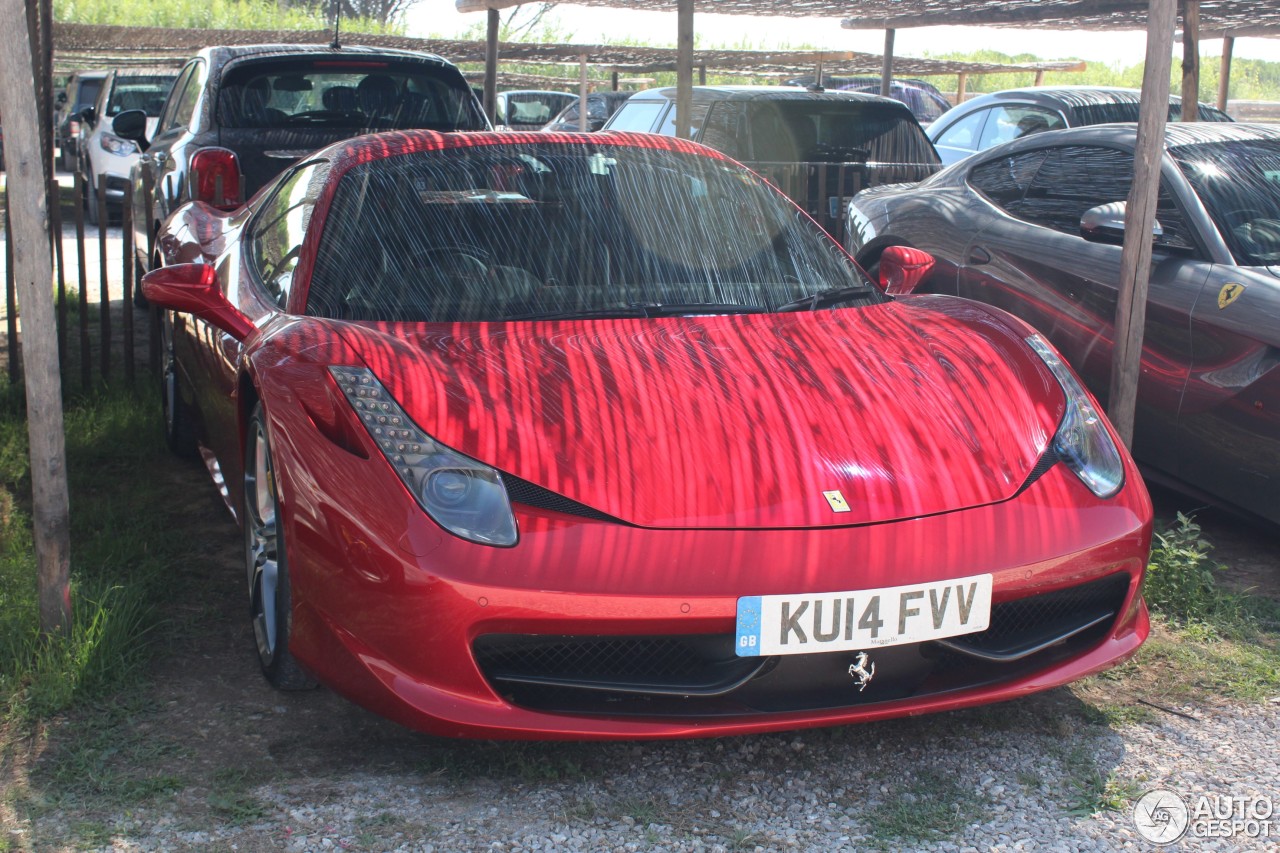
[160,314,198,459]
[132,256,149,308]
[244,403,316,691]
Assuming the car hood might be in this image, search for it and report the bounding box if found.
[332,299,1064,529]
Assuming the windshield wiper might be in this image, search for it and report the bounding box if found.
[508,307,652,321]
[776,285,879,312]
[509,303,765,321]
[628,302,766,316]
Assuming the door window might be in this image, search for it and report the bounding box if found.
[249,160,329,308]
[977,105,1065,151]
[607,101,666,132]
[967,149,1050,210]
[933,109,988,152]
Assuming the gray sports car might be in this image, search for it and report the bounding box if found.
[846,122,1280,525]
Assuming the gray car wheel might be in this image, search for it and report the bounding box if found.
[244,403,316,691]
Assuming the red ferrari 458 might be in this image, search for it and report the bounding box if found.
[142,130,1152,739]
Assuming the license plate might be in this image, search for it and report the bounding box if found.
[735,574,993,657]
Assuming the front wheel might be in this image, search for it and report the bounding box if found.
[244,403,316,691]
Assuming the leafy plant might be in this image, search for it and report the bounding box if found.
[1143,512,1224,623]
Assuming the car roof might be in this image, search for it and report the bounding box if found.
[194,43,457,69]
[312,129,723,182]
[968,120,1280,158]
[624,85,905,106]
[962,86,1204,111]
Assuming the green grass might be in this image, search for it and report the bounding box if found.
[207,768,270,825]
[54,0,403,34]
[864,770,986,845]
[0,378,184,720]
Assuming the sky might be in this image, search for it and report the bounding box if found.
[409,2,1280,67]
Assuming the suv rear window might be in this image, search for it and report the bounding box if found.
[217,59,485,131]
[746,101,938,166]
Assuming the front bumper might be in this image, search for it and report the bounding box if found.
[267,385,1151,739]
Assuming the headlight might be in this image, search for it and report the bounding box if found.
[1026,335,1125,499]
[99,132,137,156]
[329,366,518,546]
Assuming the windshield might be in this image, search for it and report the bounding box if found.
[1172,138,1280,266]
[106,75,176,117]
[307,140,875,323]
[218,60,486,131]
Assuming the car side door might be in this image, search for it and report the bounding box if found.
[144,59,206,242]
[958,143,1210,481]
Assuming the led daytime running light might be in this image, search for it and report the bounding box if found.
[329,366,518,546]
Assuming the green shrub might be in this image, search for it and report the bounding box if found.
[1143,512,1224,623]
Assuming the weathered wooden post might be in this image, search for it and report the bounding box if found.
[1109,0,1176,447]
[97,179,109,380]
[1181,0,1200,121]
[675,0,693,139]
[4,202,16,384]
[50,176,66,369]
[0,0,72,634]
[74,173,90,389]
[122,184,134,383]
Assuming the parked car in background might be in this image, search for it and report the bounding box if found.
[494,89,576,129]
[846,122,1280,525]
[602,86,941,241]
[55,69,106,171]
[77,69,178,224]
[141,128,1151,738]
[541,90,634,132]
[928,86,1234,165]
[791,76,953,126]
[114,43,487,284]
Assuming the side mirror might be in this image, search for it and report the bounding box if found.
[878,245,936,296]
[1080,201,1163,246]
[79,106,97,127]
[112,109,150,152]
[141,263,254,341]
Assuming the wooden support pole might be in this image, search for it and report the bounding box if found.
[1217,35,1234,111]
[1110,0,1176,449]
[0,0,72,634]
[74,173,89,390]
[1181,0,1200,121]
[955,72,968,105]
[122,183,134,383]
[611,71,619,92]
[698,63,706,86]
[880,28,895,97]
[1034,69,1046,86]
[577,54,589,132]
[675,0,693,139]
[815,55,824,88]
[4,201,16,385]
[97,179,110,380]
[483,7,498,125]
[50,177,66,369]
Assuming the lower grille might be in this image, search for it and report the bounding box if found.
[473,572,1134,717]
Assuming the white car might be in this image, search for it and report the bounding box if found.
[77,69,176,223]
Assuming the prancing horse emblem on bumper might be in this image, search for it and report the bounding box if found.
[848,651,875,691]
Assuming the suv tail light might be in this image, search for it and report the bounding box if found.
[190,147,242,210]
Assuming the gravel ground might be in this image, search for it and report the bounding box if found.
[18,694,1277,852]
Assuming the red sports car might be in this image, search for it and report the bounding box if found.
[143,130,1152,740]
